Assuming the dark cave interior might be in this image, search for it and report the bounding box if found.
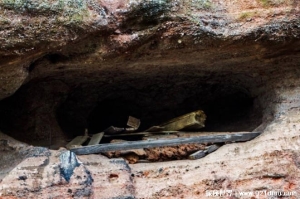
[0,73,262,147]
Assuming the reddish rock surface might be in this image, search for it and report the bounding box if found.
[0,0,300,198]
[105,143,207,163]
[1,109,300,198]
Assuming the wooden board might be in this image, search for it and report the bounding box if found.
[145,110,206,132]
[88,132,104,145]
[206,144,220,153]
[102,131,243,138]
[127,116,140,128]
[103,126,125,134]
[66,136,89,149]
[189,150,206,159]
[145,131,255,139]
[70,132,261,155]
[103,132,150,137]
[103,116,141,134]
[189,144,220,160]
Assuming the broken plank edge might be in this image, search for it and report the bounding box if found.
[88,132,104,145]
[70,132,261,155]
[66,136,89,149]
[189,144,221,160]
[189,150,206,160]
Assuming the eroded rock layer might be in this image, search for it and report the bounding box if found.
[0,0,300,198]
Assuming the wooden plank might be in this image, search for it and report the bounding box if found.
[206,144,220,153]
[189,150,206,159]
[66,136,89,149]
[103,126,125,134]
[189,144,220,160]
[88,132,104,145]
[103,131,178,138]
[142,131,254,140]
[176,131,248,137]
[70,132,261,155]
[103,132,150,137]
[102,131,249,138]
[103,116,141,134]
[127,116,140,128]
[145,110,206,132]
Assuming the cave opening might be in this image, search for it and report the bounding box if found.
[56,80,262,144]
[85,90,258,134]
[0,75,262,149]
[83,88,259,144]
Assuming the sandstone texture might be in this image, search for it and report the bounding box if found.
[0,0,300,198]
[0,0,299,142]
[1,109,300,198]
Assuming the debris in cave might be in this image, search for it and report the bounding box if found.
[66,134,89,149]
[88,132,104,146]
[145,110,206,132]
[104,116,141,134]
[66,110,261,163]
[188,144,220,160]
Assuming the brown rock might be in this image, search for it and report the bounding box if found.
[0,0,299,144]
[0,0,300,198]
[1,109,300,198]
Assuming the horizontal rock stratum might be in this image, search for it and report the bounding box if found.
[0,0,300,198]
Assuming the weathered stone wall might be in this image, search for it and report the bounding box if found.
[1,108,300,198]
[0,0,300,198]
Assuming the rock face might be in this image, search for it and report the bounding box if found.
[0,0,300,198]
[1,110,300,198]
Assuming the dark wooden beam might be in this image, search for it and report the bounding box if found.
[103,131,256,138]
[70,132,261,155]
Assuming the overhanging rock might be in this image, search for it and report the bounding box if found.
[0,0,300,198]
